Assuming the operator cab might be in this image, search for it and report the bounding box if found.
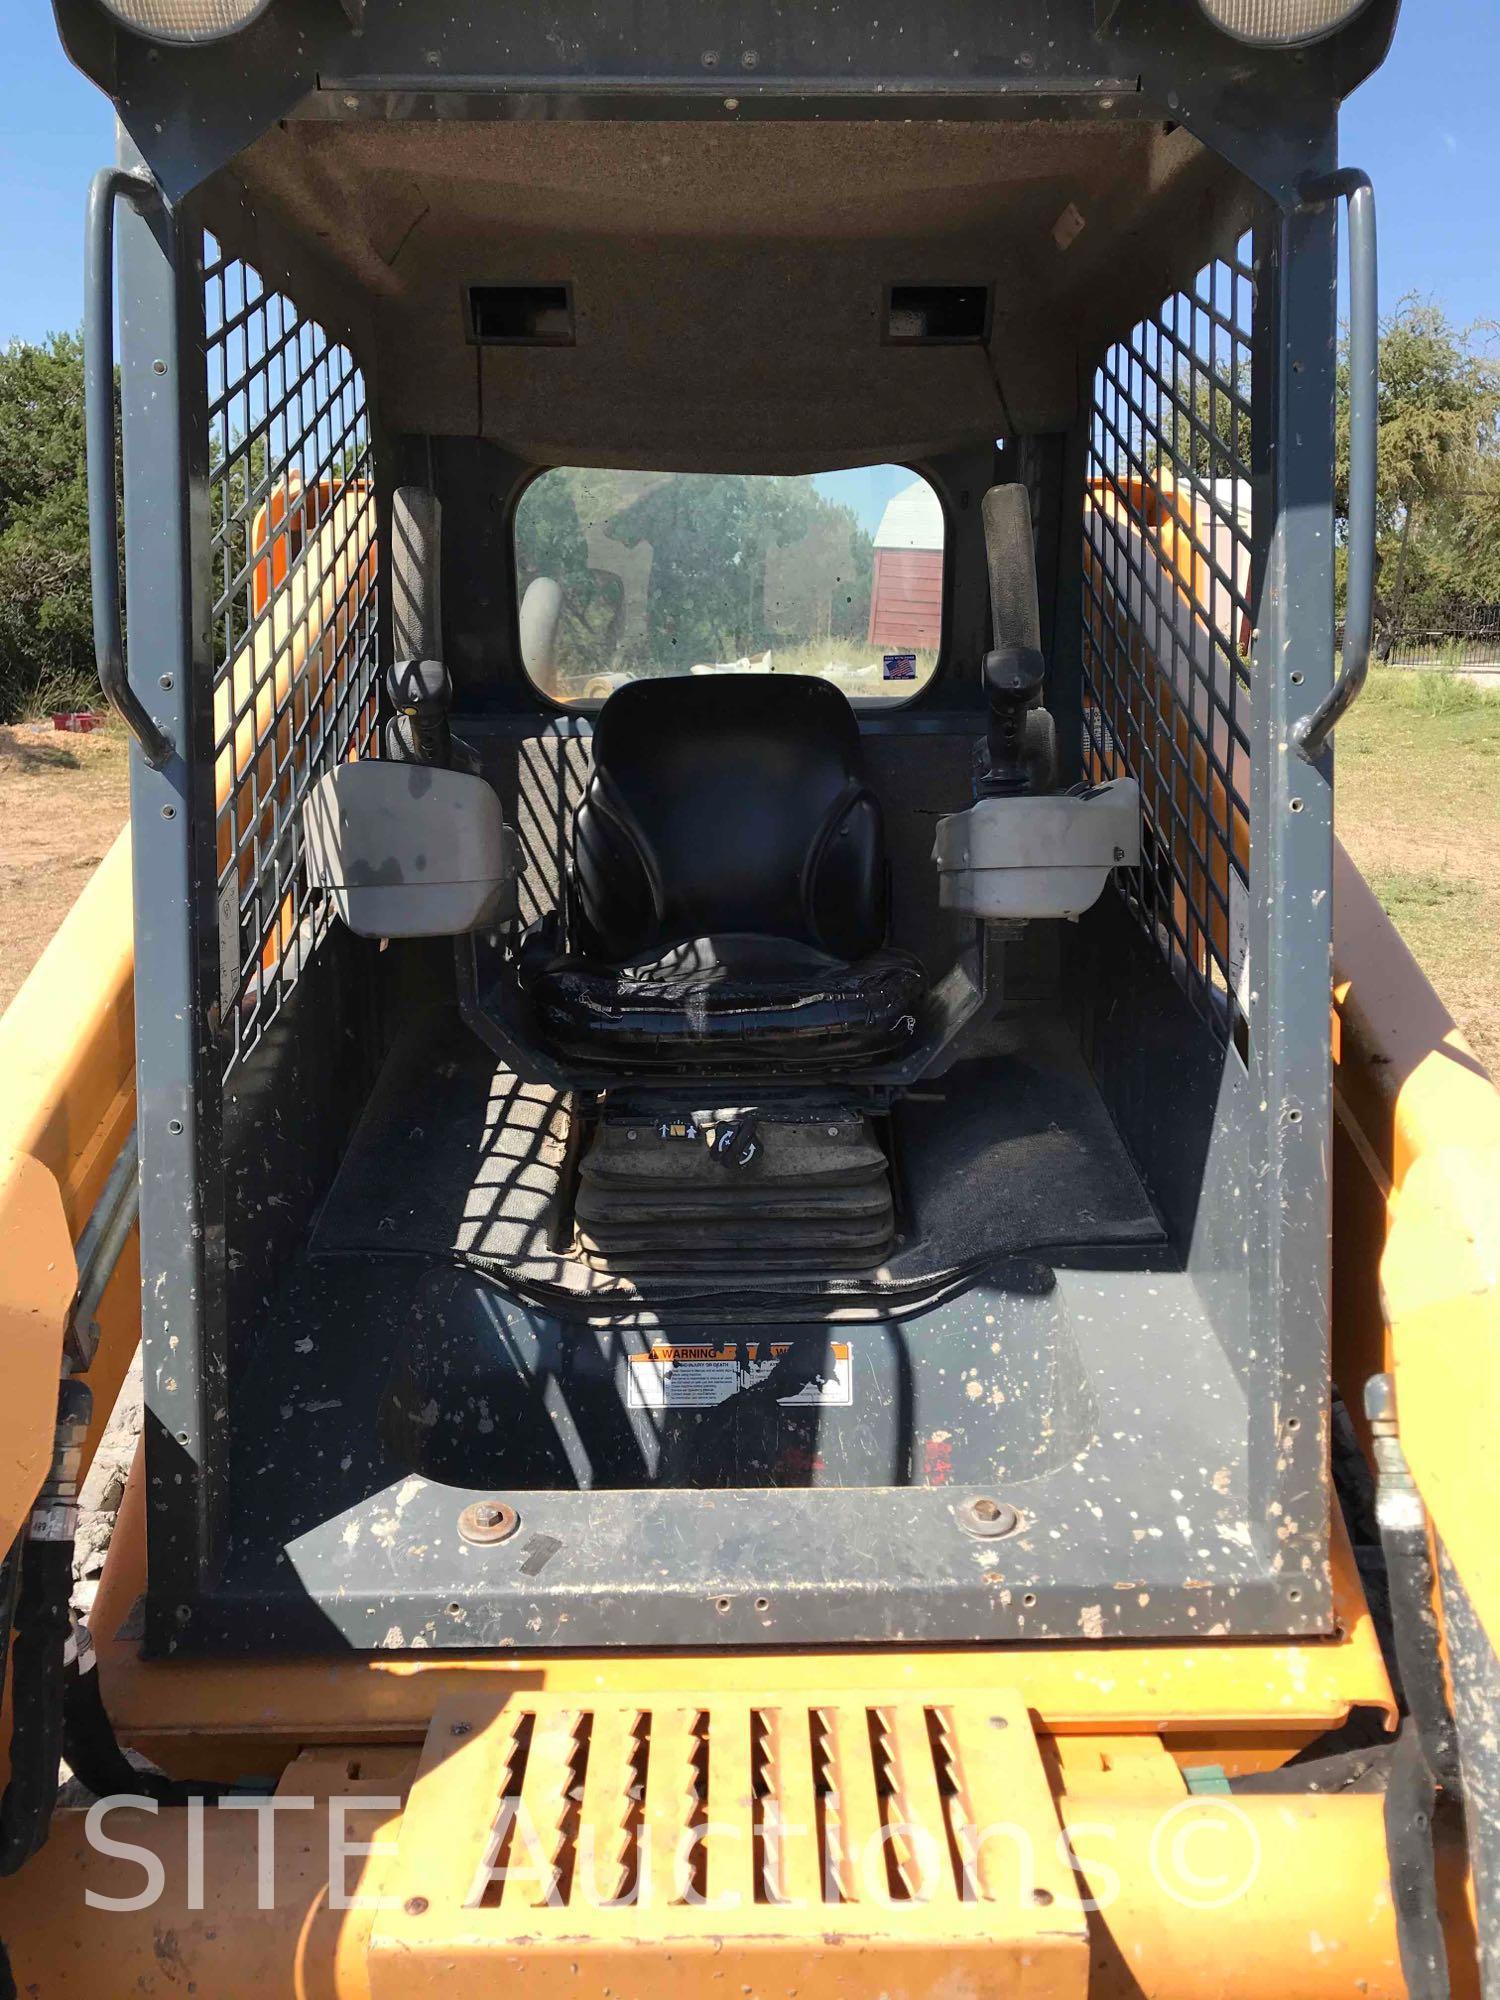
[305,464,1136,1280]
[64,0,1376,1652]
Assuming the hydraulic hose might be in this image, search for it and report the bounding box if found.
[62,1623,233,1808]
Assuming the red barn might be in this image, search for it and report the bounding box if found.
[867,478,944,651]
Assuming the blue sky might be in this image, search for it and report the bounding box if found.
[4,0,1497,534]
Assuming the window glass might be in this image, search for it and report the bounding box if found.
[513,466,943,704]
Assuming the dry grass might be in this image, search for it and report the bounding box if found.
[0,721,130,1014]
[1335,669,1500,1077]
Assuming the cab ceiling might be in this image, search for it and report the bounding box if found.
[223,116,1237,472]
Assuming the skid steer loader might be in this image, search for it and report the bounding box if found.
[0,0,1496,1991]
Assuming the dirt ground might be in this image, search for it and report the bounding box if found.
[1335,669,1500,1076]
[1,676,1496,1068]
[0,722,130,1015]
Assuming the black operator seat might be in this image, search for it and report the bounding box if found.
[521,675,925,1067]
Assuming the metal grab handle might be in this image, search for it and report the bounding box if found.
[1293,168,1378,764]
[84,167,174,770]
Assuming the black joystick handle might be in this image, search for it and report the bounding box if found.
[980,644,1046,796]
[385,657,454,769]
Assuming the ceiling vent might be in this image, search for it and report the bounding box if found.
[467,285,575,347]
[884,284,992,346]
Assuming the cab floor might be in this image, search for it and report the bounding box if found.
[311,1004,1165,1308]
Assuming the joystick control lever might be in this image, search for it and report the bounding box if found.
[386,657,455,770]
[980,644,1046,796]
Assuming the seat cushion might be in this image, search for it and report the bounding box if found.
[523,932,925,1067]
[571,675,888,964]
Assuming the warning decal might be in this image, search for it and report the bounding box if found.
[625,1341,854,1411]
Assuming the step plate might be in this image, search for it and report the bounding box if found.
[369,1686,1089,1998]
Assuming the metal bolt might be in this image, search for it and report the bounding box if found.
[161,803,176,819]
[956,1495,1022,1540]
[152,359,167,375]
[626,1129,638,1141]
[404,1896,429,1916]
[458,1498,520,1545]
[451,1721,472,1738]
[159,673,174,689]
[741,48,759,67]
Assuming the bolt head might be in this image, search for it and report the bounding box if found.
[458,1498,520,1545]
[957,1495,1021,1540]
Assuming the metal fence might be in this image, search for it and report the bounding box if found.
[1374,607,1500,675]
[204,232,379,1074]
[1080,235,1256,1056]
[1354,492,1500,675]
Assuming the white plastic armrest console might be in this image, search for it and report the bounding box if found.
[933,777,1141,920]
[302,761,516,938]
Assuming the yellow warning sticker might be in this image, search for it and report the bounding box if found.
[625,1341,853,1411]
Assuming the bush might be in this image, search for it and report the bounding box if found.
[0,331,108,721]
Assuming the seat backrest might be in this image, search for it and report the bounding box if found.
[572,675,887,963]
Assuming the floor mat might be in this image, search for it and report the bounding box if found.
[892,1031,1167,1272]
[312,1009,1165,1303]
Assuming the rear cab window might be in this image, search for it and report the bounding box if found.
[513,466,944,705]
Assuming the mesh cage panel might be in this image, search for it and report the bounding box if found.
[205,231,378,1075]
[1082,236,1255,1051]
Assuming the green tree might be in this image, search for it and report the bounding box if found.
[0,331,109,720]
[1335,298,1500,626]
[1338,297,1500,529]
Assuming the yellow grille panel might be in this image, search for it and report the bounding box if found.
[370,1687,1088,1998]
